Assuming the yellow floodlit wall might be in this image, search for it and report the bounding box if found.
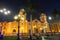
[0,12,50,36]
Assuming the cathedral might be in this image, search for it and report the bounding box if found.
[0,9,50,36]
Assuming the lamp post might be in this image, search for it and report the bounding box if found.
[48,16,52,20]
[0,8,11,15]
[14,15,20,40]
[48,16,52,32]
[14,9,25,40]
[0,8,11,39]
[14,15,25,40]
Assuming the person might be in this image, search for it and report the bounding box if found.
[0,32,3,40]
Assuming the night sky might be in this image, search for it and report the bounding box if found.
[0,0,60,21]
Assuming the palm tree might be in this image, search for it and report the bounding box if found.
[52,9,57,20]
[23,0,37,40]
[52,9,60,33]
[52,9,60,21]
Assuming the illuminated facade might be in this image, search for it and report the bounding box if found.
[0,10,50,36]
[49,20,60,32]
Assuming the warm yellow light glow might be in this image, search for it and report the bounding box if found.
[40,28,42,30]
[14,26,16,28]
[14,16,18,20]
[52,30,54,32]
[21,27,24,30]
[1,11,50,36]
[59,30,60,32]
[18,15,20,17]
[33,25,36,28]
[43,26,47,29]
[26,20,27,22]
[21,17,24,20]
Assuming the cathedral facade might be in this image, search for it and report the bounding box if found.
[0,10,50,36]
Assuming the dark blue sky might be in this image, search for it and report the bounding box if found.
[0,0,60,21]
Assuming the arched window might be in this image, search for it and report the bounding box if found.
[35,21,37,23]
[13,29,16,32]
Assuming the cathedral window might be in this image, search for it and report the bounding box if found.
[13,29,16,32]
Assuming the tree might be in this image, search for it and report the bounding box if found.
[52,9,60,20]
[52,9,57,20]
[23,0,36,40]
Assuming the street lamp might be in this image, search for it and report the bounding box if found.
[3,8,6,11]
[14,15,25,40]
[14,9,25,40]
[14,16,18,20]
[0,10,3,13]
[7,10,11,14]
[0,8,11,39]
[48,16,52,32]
[14,15,20,40]
[48,16,52,20]
[0,8,11,15]
[4,11,8,15]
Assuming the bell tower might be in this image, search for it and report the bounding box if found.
[18,9,26,21]
[40,13,50,32]
[18,9,29,34]
[40,13,47,23]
